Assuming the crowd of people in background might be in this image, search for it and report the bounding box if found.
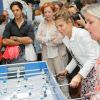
[0,0,100,100]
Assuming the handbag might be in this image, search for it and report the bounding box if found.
[2,46,20,60]
[25,44,37,61]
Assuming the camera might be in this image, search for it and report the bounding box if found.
[72,12,80,21]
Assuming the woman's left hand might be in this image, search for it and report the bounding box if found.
[70,73,83,88]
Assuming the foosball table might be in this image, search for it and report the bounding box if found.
[0,61,68,100]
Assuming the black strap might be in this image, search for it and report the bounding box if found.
[70,50,82,67]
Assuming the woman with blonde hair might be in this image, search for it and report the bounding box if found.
[54,9,100,97]
[36,2,70,98]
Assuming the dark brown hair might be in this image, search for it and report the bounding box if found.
[10,1,23,10]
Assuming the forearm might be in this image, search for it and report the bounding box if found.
[77,73,84,80]
[15,36,33,45]
[3,39,20,46]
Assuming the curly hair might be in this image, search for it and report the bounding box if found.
[40,2,55,14]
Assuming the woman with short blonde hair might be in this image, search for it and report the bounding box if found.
[54,8,100,97]
[36,2,70,98]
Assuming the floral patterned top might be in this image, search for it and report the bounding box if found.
[95,58,100,91]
